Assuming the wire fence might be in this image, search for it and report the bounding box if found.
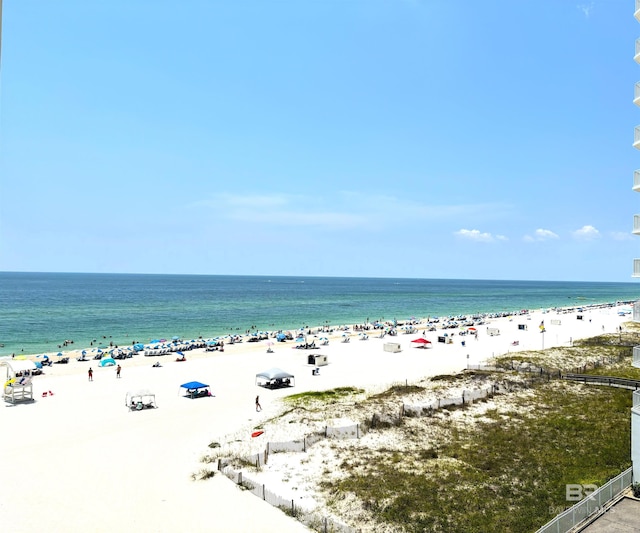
[217,424,361,533]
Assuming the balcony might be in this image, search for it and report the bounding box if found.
[634,347,640,368]
[635,83,640,107]
[634,171,640,192]
[636,39,640,64]
[634,126,640,150]
[634,215,640,235]
[634,259,640,278]
[636,0,640,22]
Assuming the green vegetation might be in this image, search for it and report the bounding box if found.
[318,331,638,532]
[283,387,364,405]
[322,381,632,532]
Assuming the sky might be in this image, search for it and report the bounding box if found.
[1,0,639,282]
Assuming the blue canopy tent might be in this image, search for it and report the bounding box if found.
[180,381,211,399]
[100,357,116,367]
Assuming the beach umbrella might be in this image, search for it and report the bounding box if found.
[468,327,477,332]
[34,361,43,369]
[172,336,180,341]
[150,339,160,344]
[295,337,306,343]
[176,351,184,356]
[57,352,63,357]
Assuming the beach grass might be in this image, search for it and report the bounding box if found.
[314,334,635,532]
[320,380,631,532]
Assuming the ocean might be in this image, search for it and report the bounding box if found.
[1,272,638,357]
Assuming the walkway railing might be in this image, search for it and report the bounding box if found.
[535,468,632,533]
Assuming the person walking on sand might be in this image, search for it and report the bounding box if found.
[88,367,93,381]
[255,395,262,412]
[116,364,121,378]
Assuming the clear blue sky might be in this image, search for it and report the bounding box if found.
[1,1,639,282]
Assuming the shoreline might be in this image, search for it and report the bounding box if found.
[1,301,634,533]
[2,299,632,363]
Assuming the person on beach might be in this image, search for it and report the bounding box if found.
[88,367,93,381]
[116,365,121,378]
[255,395,262,412]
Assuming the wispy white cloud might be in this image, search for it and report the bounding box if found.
[572,225,600,240]
[454,229,507,243]
[190,191,513,231]
[577,2,594,18]
[523,228,560,242]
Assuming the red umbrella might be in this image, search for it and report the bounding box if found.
[412,338,431,346]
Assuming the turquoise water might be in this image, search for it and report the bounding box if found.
[0,272,638,357]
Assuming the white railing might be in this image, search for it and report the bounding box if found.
[636,39,640,62]
[634,126,640,147]
[634,389,640,407]
[634,347,640,369]
[635,83,640,106]
[634,260,640,278]
[535,467,632,533]
[636,0,640,21]
[633,215,640,234]
[634,170,640,191]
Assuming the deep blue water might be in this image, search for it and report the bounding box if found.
[0,272,638,357]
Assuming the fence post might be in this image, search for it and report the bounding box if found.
[238,471,242,485]
[263,484,266,500]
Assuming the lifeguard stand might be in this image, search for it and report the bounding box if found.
[1,360,36,404]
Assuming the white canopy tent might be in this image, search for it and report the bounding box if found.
[125,389,157,411]
[255,367,295,389]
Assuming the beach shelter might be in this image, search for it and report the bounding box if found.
[126,389,157,411]
[411,338,432,348]
[100,357,116,367]
[255,367,295,388]
[180,381,211,399]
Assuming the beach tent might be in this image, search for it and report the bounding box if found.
[125,389,157,411]
[100,358,116,367]
[180,381,211,399]
[411,338,432,348]
[255,367,295,388]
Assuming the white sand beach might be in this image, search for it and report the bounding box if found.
[0,304,631,533]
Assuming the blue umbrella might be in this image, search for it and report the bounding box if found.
[34,361,43,369]
[176,351,184,356]
[172,336,180,341]
[133,343,144,351]
[150,339,160,344]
